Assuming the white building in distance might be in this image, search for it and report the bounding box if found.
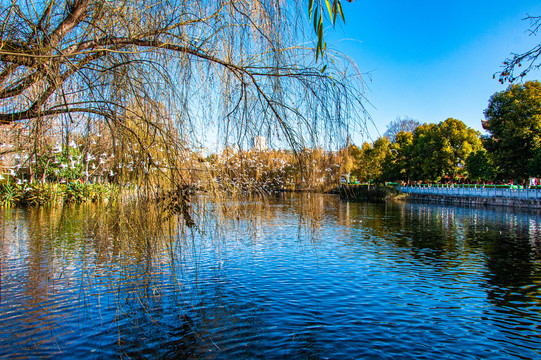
[252,136,267,151]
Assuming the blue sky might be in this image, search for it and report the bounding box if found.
[328,1,541,143]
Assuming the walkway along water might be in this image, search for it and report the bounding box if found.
[398,185,541,209]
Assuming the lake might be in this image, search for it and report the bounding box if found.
[1,193,541,359]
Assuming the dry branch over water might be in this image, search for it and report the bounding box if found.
[0,0,367,224]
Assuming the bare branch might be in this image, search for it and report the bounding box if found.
[497,15,541,83]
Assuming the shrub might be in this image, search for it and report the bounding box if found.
[0,179,117,207]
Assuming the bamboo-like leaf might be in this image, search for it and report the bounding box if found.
[337,1,345,23]
[332,0,338,26]
[313,6,319,32]
[325,0,333,24]
[321,65,327,73]
[308,0,314,20]
[316,18,323,60]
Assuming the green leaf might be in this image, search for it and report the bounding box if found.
[316,15,324,61]
[321,65,327,73]
[308,0,314,20]
[317,19,323,47]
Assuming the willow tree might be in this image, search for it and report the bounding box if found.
[0,0,366,222]
[1,0,364,156]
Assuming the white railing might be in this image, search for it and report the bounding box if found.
[398,185,541,200]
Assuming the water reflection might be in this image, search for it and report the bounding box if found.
[1,195,541,359]
[341,200,541,303]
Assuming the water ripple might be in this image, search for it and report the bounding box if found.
[2,198,541,359]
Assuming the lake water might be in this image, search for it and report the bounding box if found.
[1,193,541,359]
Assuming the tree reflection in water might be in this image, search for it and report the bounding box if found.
[1,195,541,359]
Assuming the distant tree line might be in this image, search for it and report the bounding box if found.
[349,80,541,185]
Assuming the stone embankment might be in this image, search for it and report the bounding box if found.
[399,185,541,209]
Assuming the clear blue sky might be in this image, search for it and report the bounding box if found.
[328,1,541,144]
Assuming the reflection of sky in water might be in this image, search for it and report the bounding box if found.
[1,197,541,359]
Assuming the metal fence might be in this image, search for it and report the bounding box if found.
[398,185,541,200]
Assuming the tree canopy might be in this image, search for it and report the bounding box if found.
[383,116,420,143]
[382,130,414,182]
[371,118,482,183]
[350,136,390,183]
[483,80,541,179]
[465,149,497,182]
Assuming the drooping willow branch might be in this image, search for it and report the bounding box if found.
[0,0,367,152]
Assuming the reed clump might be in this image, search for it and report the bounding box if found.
[0,180,118,207]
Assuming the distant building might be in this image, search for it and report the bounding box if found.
[252,136,267,151]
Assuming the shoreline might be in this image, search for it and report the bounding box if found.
[403,192,541,210]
